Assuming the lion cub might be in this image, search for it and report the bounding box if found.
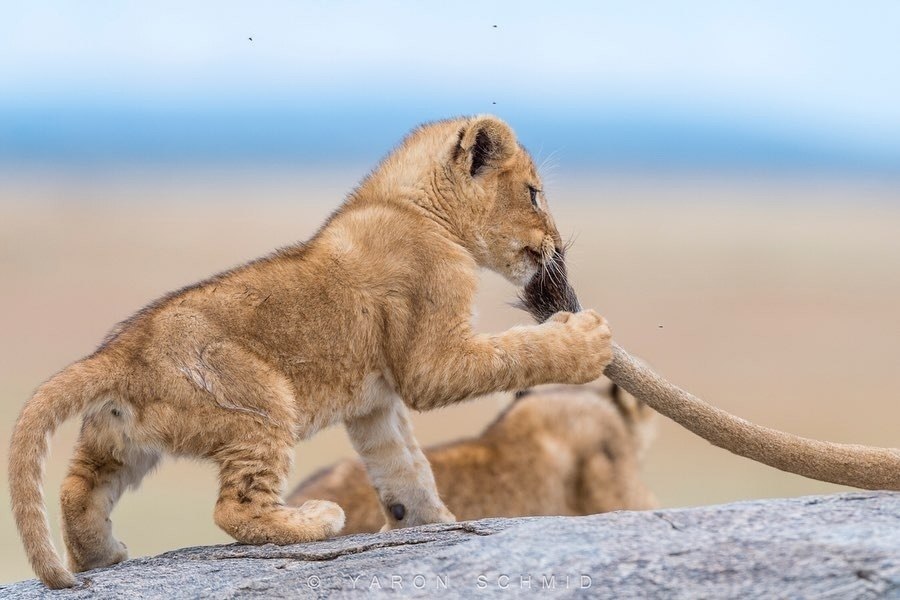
[9,115,613,588]
[289,378,658,533]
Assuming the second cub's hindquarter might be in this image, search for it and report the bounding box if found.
[289,379,659,534]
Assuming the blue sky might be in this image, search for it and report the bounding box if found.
[2,1,899,172]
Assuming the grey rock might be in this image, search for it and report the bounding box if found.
[3,492,899,599]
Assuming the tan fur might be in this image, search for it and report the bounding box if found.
[288,378,658,534]
[605,343,900,491]
[516,224,900,494]
[7,116,613,588]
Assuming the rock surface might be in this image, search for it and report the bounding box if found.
[3,492,899,599]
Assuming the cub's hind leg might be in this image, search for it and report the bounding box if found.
[166,338,345,545]
[60,405,159,573]
[213,435,345,545]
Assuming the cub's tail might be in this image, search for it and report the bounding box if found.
[607,342,900,491]
[8,356,115,589]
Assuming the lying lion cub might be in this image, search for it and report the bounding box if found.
[289,379,658,533]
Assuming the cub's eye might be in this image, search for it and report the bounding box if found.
[528,185,540,208]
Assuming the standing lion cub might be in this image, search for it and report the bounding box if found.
[9,116,613,588]
[289,379,658,534]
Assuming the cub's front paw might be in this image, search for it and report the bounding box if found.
[382,501,456,530]
[548,309,613,383]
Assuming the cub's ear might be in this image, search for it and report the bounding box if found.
[455,116,517,177]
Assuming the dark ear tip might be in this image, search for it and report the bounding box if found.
[609,382,621,402]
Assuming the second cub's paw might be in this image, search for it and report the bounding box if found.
[548,309,613,383]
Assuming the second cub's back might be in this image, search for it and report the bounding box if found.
[288,379,657,533]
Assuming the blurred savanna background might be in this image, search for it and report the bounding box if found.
[2,0,899,584]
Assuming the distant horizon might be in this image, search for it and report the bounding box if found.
[2,98,899,176]
[2,2,899,176]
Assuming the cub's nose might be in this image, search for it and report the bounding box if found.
[541,235,560,259]
[546,228,564,254]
